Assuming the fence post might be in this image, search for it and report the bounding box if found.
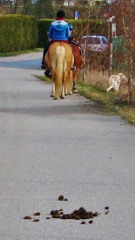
[108,16,115,77]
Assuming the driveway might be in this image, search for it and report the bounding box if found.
[0,52,135,240]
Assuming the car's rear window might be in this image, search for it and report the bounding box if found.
[92,38,100,44]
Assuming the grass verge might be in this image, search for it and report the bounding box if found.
[36,75,135,126]
[0,48,42,57]
[77,82,135,125]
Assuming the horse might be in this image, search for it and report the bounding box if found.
[70,43,85,92]
[45,42,74,100]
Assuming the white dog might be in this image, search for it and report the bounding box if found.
[106,73,127,92]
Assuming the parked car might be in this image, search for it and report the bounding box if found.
[80,35,110,53]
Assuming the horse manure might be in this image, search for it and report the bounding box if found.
[58,195,65,201]
[59,211,64,215]
[93,212,99,217]
[59,208,63,212]
[81,221,86,224]
[49,207,100,221]
[23,216,32,220]
[23,196,106,225]
[105,211,109,215]
[33,212,40,216]
[33,219,39,222]
[89,220,93,224]
[52,214,60,218]
[50,210,59,216]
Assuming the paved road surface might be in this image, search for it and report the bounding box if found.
[0,52,135,240]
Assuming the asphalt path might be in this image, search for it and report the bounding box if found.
[0,52,135,240]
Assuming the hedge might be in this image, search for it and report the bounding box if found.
[0,15,108,52]
[0,15,38,52]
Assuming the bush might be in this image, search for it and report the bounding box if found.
[0,15,38,52]
[37,19,51,48]
[112,36,130,72]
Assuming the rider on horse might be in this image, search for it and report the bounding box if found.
[41,10,71,71]
[41,10,84,92]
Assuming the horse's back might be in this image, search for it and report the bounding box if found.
[48,42,72,56]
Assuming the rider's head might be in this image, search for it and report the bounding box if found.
[56,10,65,18]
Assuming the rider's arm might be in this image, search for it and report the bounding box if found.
[66,24,71,40]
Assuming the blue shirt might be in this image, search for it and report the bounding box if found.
[49,20,70,41]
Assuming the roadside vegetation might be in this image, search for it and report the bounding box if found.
[77,82,135,126]
[36,74,135,126]
[0,48,42,57]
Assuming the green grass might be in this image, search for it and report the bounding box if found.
[80,82,135,125]
[35,75,51,84]
[0,48,42,57]
[36,75,135,125]
[77,82,117,113]
[78,81,135,125]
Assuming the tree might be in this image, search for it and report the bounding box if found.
[33,0,54,18]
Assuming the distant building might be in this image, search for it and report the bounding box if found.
[62,0,116,5]
[63,0,75,6]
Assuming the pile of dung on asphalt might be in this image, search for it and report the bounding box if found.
[50,207,99,220]
[23,195,109,224]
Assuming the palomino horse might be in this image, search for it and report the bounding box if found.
[70,43,84,91]
[45,42,74,100]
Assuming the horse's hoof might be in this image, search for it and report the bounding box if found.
[50,94,54,97]
[73,88,78,93]
[60,96,65,99]
[53,97,59,100]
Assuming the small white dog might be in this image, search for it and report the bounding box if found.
[106,73,127,92]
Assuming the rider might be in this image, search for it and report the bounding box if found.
[41,10,71,70]
[69,24,83,56]
[68,24,79,46]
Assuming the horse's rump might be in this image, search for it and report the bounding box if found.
[45,42,73,70]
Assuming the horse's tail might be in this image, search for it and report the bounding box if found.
[55,46,66,97]
[56,45,66,74]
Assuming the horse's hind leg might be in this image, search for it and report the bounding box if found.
[50,82,55,97]
[54,71,62,100]
[61,77,66,99]
[50,70,56,97]
[66,70,73,95]
[60,71,67,98]
[54,86,60,100]
[72,70,79,93]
